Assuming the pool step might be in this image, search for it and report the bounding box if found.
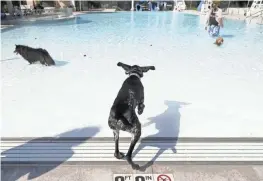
[1,138,263,163]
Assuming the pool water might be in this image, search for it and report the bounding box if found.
[2,12,263,72]
[1,12,263,138]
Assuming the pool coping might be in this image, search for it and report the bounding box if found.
[184,10,263,25]
[2,137,263,142]
[73,9,117,15]
[1,15,77,33]
[0,10,117,33]
[0,24,15,32]
[183,10,247,21]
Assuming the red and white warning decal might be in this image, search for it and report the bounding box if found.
[154,174,174,181]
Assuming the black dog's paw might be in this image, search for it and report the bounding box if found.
[114,152,125,159]
[131,163,140,170]
[138,108,143,115]
[126,157,140,170]
[140,161,154,171]
[138,104,145,115]
[139,166,147,172]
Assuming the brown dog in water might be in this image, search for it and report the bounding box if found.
[214,37,224,46]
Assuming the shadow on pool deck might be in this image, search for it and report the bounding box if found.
[0,58,69,67]
[132,100,190,171]
[0,57,20,62]
[1,126,100,181]
[55,60,69,67]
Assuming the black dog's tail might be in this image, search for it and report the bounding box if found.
[41,49,55,66]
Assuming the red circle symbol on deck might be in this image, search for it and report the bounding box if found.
[157,174,172,181]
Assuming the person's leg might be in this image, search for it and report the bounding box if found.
[208,25,220,37]
[208,25,214,36]
[213,26,220,37]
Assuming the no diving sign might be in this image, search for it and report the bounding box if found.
[113,174,174,181]
[156,174,173,181]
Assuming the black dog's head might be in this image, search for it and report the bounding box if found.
[117,62,155,78]
[14,44,23,55]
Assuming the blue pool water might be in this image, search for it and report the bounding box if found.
[1,12,263,138]
[1,12,263,69]
[2,12,263,60]
[2,12,263,84]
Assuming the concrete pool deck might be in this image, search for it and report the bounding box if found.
[2,163,263,181]
[183,10,263,24]
[183,10,248,21]
[1,15,76,33]
[73,9,117,15]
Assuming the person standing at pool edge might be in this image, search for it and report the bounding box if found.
[205,3,224,37]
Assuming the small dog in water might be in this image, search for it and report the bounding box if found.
[14,45,55,66]
[108,62,155,170]
[214,37,224,46]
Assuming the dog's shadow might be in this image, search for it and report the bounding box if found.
[0,57,20,62]
[132,100,190,171]
[27,60,68,67]
[1,126,100,181]
[54,60,69,67]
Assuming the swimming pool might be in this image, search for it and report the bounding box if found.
[1,12,263,138]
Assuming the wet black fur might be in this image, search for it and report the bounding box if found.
[108,62,155,170]
[14,44,55,66]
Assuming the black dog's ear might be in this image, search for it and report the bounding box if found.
[141,66,155,72]
[117,62,131,72]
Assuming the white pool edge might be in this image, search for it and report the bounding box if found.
[2,138,263,163]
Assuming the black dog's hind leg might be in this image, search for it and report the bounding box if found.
[39,57,46,66]
[113,115,135,159]
[113,129,125,159]
[126,130,141,170]
[109,112,129,160]
[126,114,141,170]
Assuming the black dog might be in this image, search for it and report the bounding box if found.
[108,62,155,170]
[14,45,55,66]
